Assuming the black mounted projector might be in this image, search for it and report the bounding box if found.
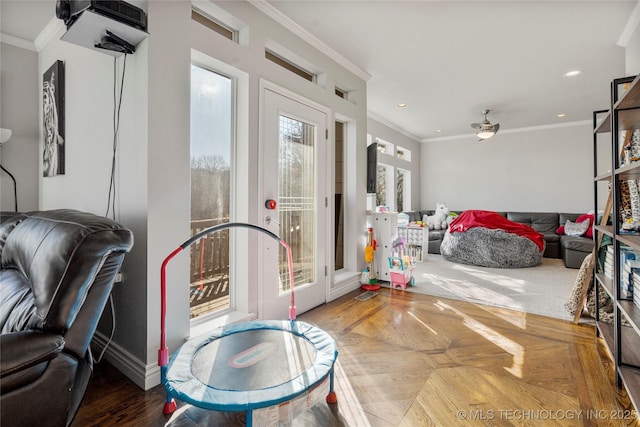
[56,0,147,32]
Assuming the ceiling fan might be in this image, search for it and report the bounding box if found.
[471,109,500,141]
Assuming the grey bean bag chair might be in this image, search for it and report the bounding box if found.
[441,227,544,268]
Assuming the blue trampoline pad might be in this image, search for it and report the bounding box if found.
[165,320,338,413]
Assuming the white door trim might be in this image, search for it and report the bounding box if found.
[257,79,332,319]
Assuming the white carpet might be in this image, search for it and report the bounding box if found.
[388,254,580,320]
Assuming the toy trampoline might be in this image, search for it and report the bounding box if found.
[158,223,338,426]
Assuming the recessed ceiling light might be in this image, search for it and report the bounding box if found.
[397,103,407,108]
[556,113,567,118]
[564,70,582,77]
[436,129,443,133]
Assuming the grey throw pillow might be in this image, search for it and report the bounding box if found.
[564,219,589,237]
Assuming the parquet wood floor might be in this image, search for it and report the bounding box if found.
[74,289,640,426]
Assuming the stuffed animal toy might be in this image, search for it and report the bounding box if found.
[445,212,457,227]
[426,203,450,230]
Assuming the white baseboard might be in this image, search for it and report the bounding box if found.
[92,332,160,390]
[329,271,361,301]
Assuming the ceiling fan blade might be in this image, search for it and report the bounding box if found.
[471,111,499,138]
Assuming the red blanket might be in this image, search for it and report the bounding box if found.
[448,210,545,251]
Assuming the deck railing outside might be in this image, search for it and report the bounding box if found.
[188,209,312,318]
[189,217,230,319]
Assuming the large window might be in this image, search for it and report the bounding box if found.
[190,64,232,320]
[369,134,412,212]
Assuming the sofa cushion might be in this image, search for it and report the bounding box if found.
[429,230,447,240]
[404,211,422,222]
[545,233,560,244]
[561,235,593,253]
[507,212,559,234]
[0,270,38,333]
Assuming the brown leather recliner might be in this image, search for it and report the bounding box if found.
[0,210,134,427]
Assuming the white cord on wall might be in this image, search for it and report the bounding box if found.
[97,53,128,363]
[94,293,116,364]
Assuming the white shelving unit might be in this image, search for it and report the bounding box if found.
[397,226,428,261]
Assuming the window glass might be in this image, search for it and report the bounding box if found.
[190,64,232,319]
[376,164,387,208]
[396,168,411,212]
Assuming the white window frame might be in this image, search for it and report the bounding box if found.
[376,162,395,211]
[396,167,411,212]
[190,49,250,334]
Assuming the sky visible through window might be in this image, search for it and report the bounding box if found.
[190,65,231,163]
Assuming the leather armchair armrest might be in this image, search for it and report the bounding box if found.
[0,331,65,377]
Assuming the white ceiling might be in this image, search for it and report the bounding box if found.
[1,1,638,141]
[0,0,58,43]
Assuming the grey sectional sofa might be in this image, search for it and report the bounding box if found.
[402,210,593,268]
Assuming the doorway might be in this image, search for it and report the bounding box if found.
[260,88,329,319]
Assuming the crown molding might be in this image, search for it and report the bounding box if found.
[421,120,591,143]
[35,17,65,51]
[617,0,640,47]
[0,33,37,51]
[1,17,64,52]
[367,111,421,142]
[247,0,371,82]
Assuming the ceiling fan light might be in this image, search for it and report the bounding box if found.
[477,130,495,139]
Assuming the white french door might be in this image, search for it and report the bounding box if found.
[260,88,328,319]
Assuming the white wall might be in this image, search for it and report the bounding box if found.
[626,8,640,76]
[367,117,421,211]
[421,122,603,213]
[0,42,39,212]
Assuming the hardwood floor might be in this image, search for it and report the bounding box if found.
[75,289,640,426]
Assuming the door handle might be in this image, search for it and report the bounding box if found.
[265,216,279,225]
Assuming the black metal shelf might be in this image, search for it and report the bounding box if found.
[619,300,640,337]
[595,112,611,134]
[593,72,640,414]
[615,162,640,181]
[594,224,613,237]
[616,75,640,111]
[596,321,615,356]
[595,76,640,134]
[616,233,640,252]
[619,366,640,412]
[595,272,614,300]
